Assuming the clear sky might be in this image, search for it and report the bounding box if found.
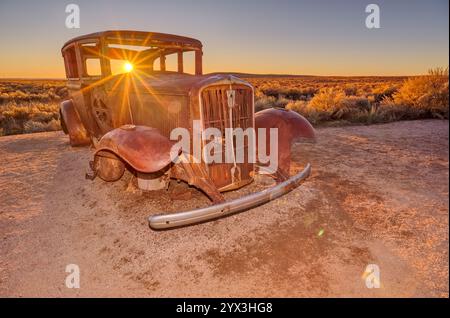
[0,0,448,78]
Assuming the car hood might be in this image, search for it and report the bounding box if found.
[108,72,252,96]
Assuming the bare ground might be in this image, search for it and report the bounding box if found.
[0,120,448,297]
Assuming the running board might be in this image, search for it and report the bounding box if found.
[148,163,312,230]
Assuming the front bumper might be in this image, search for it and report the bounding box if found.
[148,163,311,230]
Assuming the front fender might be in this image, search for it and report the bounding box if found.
[94,125,176,173]
[255,108,316,180]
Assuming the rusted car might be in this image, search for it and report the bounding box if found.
[60,30,315,229]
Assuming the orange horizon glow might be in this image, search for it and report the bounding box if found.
[1,47,447,79]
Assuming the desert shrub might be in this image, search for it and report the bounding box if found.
[287,90,379,124]
[32,110,58,123]
[260,87,284,98]
[393,67,449,118]
[56,87,69,99]
[0,117,23,135]
[1,74,446,136]
[286,100,324,124]
[24,118,60,133]
[274,96,291,108]
[255,95,276,111]
[341,96,371,111]
[23,120,48,133]
[285,100,309,113]
[269,70,449,125]
[334,97,372,121]
[0,79,67,105]
[48,118,61,130]
[0,93,9,104]
[344,85,358,96]
[283,87,318,100]
[308,88,345,111]
[376,97,424,121]
[255,95,291,111]
[0,102,60,135]
[260,86,318,101]
[2,105,31,121]
[372,85,398,103]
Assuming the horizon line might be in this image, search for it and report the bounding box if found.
[0,72,416,80]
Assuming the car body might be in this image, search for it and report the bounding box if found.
[60,30,316,229]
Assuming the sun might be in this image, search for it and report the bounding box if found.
[123,62,134,73]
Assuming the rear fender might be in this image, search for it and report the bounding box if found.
[255,108,316,181]
[60,100,90,146]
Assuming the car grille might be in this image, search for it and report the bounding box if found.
[200,84,254,190]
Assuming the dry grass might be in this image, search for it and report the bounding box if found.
[0,69,448,136]
[246,68,448,126]
[0,79,66,136]
[0,102,61,136]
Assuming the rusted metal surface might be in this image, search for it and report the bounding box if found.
[170,154,225,203]
[61,31,203,79]
[92,150,125,182]
[200,83,254,190]
[94,125,176,173]
[62,30,203,53]
[149,163,311,229]
[255,108,316,181]
[61,30,316,228]
[60,100,91,146]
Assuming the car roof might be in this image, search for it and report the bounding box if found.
[61,30,203,51]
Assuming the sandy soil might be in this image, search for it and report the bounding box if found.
[0,120,448,297]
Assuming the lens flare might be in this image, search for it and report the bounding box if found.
[123,62,133,73]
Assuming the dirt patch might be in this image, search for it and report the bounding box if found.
[0,120,448,297]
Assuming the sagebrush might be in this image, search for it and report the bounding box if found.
[0,70,448,136]
[248,68,448,125]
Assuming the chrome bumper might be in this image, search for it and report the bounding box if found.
[148,163,311,230]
